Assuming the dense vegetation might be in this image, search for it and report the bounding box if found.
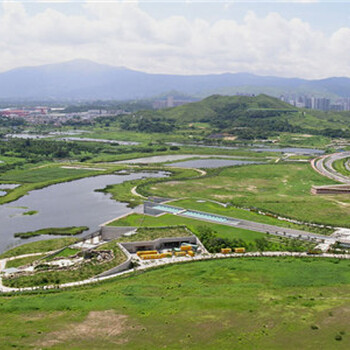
[196,225,313,253]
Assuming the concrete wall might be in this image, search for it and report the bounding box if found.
[96,257,133,277]
[121,236,197,253]
[144,201,165,216]
[311,185,350,195]
[101,226,137,241]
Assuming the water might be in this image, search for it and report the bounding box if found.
[0,172,166,253]
[115,154,204,164]
[168,159,261,169]
[166,142,324,155]
[251,147,324,154]
[59,137,139,145]
[0,184,20,190]
[0,191,6,197]
[6,133,51,139]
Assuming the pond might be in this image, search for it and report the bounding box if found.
[168,159,261,169]
[0,184,20,190]
[0,171,166,253]
[251,147,324,154]
[115,154,205,164]
[166,142,324,155]
[59,137,139,145]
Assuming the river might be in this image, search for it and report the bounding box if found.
[0,171,166,253]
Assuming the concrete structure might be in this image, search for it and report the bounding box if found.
[120,236,198,254]
[311,184,350,195]
[100,226,137,241]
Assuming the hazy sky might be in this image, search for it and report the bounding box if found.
[1,1,350,78]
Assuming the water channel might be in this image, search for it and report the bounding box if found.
[0,171,166,253]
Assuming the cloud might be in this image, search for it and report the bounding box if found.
[0,1,348,79]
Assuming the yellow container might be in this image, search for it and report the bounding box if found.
[175,251,187,257]
[221,248,232,254]
[159,252,172,258]
[180,245,192,251]
[141,254,161,260]
[137,250,158,257]
[187,250,195,257]
[234,247,246,253]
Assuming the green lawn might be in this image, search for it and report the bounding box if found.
[118,226,193,242]
[109,213,267,242]
[147,162,350,227]
[1,258,350,349]
[0,238,78,259]
[5,254,46,269]
[169,198,333,235]
[0,165,97,183]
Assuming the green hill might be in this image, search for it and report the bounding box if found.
[125,94,350,139]
[161,94,295,122]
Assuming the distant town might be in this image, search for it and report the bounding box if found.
[1,93,349,128]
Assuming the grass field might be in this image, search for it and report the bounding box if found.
[1,258,350,349]
[146,162,350,227]
[109,213,266,242]
[168,199,333,235]
[0,238,78,259]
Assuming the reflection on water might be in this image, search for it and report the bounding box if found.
[0,172,166,253]
[168,159,261,169]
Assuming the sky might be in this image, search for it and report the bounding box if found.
[0,1,350,78]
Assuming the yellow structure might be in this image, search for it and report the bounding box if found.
[140,254,162,260]
[160,252,173,258]
[221,248,232,254]
[234,247,246,253]
[187,250,195,257]
[180,245,192,251]
[174,251,187,257]
[137,250,158,257]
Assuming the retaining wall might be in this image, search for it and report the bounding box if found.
[100,226,137,240]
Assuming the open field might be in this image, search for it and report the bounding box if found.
[109,213,266,242]
[117,226,193,242]
[1,258,350,349]
[0,238,79,259]
[100,166,199,207]
[169,199,333,235]
[146,162,350,227]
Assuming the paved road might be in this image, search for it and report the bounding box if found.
[312,152,350,184]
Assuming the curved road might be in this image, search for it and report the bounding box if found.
[311,151,350,183]
[2,251,350,293]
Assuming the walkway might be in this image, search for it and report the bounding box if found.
[311,152,350,184]
[1,251,350,293]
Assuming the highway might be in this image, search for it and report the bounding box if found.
[312,151,350,183]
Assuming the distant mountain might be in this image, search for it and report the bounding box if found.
[0,59,350,100]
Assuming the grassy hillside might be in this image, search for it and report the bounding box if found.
[134,94,350,140]
[1,258,350,349]
[160,94,295,122]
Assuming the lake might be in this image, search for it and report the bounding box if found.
[168,159,261,168]
[0,171,166,253]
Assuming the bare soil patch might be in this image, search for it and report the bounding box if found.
[37,310,132,347]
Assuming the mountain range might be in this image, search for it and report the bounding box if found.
[0,59,350,101]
